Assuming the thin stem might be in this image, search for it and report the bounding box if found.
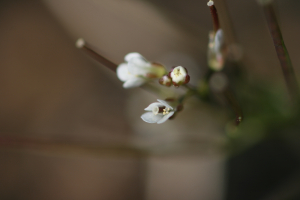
[208,1,221,32]
[182,83,196,91]
[223,88,243,125]
[197,69,214,100]
[178,89,195,104]
[77,39,118,72]
[261,2,299,101]
[76,39,163,97]
[204,68,214,82]
[140,83,164,96]
[182,83,209,103]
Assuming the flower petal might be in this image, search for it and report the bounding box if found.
[117,63,132,81]
[157,111,175,124]
[144,102,163,111]
[157,99,173,109]
[125,52,144,62]
[214,29,224,53]
[141,112,162,123]
[127,56,152,76]
[128,64,150,76]
[123,77,147,88]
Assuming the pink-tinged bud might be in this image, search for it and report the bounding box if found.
[185,75,190,84]
[169,66,190,87]
[159,75,172,87]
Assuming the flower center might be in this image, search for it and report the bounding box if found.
[152,106,166,115]
[173,68,182,77]
[163,108,171,115]
[152,106,171,115]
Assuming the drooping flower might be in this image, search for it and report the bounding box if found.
[141,99,176,124]
[169,66,190,87]
[208,29,225,71]
[117,53,166,88]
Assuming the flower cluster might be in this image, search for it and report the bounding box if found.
[115,53,190,123]
[117,53,190,89]
[159,66,190,87]
[76,0,243,125]
[116,54,191,123]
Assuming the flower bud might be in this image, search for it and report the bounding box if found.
[117,53,167,88]
[169,66,190,87]
[159,75,172,87]
[208,29,225,71]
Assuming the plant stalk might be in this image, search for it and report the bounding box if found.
[79,41,118,72]
[208,2,221,32]
[261,2,299,101]
[224,88,243,125]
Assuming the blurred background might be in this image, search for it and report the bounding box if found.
[0,0,300,199]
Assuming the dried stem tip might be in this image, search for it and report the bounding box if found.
[207,0,214,7]
[76,38,85,48]
[75,38,118,72]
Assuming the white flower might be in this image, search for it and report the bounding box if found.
[141,99,176,124]
[117,53,166,88]
[169,66,190,86]
[208,29,225,71]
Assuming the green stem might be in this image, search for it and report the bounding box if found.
[178,89,195,104]
[182,84,196,91]
[223,88,243,125]
[261,2,299,101]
